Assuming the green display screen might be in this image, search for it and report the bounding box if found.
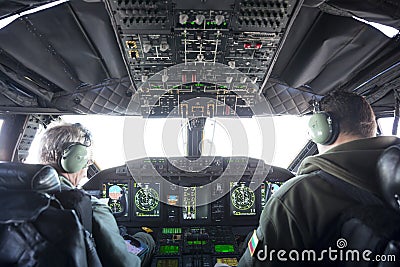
[162,228,182,234]
[215,244,235,253]
[159,245,179,254]
[156,258,179,267]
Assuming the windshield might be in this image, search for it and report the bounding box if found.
[378,117,400,136]
[26,115,310,169]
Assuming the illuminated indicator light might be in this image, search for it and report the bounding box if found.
[195,83,204,87]
[207,22,210,25]
[255,43,262,49]
[126,41,137,49]
[244,43,251,49]
[217,258,238,267]
[215,244,235,253]
[157,259,179,267]
[191,21,195,25]
[223,22,227,25]
[162,228,182,234]
[159,245,179,254]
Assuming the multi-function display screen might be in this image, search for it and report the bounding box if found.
[102,182,129,217]
[230,181,256,216]
[133,182,161,217]
[269,182,282,195]
[262,181,284,208]
[182,186,209,220]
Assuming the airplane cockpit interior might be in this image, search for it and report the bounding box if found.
[1,0,400,266]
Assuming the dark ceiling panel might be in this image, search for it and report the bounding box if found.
[0,0,398,116]
[263,81,315,115]
[69,1,128,78]
[0,1,125,90]
[274,12,395,94]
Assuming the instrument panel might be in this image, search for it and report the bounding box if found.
[101,0,302,118]
[105,0,301,90]
[83,157,292,266]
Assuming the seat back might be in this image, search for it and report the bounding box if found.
[375,144,400,266]
[377,144,400,212]
[0,162,100,267]
[319,145,400,267]
[0,162,60,193]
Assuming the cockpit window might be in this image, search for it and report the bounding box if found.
[378,117,400,136]
[26,115,310,169]
[352,16,399,38]
[0,0,68,30]
[201,116,310,167]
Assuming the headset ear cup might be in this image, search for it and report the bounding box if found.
[325,115,339,145]
[308,112,338,145]
[60,144,89,173]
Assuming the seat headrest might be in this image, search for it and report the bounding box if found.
[0,163,60,193]
[377,145,400,211]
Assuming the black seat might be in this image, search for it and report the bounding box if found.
[0,162,98,267]
[315,146,400,267]
[377,144,400,212]
[375,145,400,266]
[0,162,60,193]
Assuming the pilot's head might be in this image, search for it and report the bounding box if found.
[311,91,377,153]
[39,122,93,186]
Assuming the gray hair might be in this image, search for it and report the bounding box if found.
[39,122,92,166]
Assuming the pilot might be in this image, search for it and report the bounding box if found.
[238,92,400,266]
[39,122,155,267]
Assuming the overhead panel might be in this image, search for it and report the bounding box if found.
[105,0,301,117]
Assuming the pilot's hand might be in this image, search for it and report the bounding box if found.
[214,263,230,267]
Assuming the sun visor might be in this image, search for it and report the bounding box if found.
[0,1,127,94]
[326,0,400,30]
[275,12,394,93]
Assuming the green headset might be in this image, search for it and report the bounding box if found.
[308,101,339,145]
[59,143,90,173]
[58,123,92,173]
